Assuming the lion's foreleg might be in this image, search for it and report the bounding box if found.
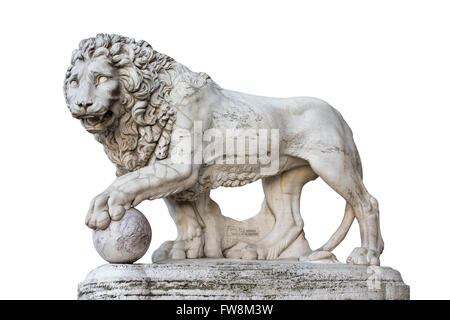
[162,198,205,260]
[194,193,226,258]
[86,162,198,230]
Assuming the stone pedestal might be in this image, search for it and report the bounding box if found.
[78,259,409,300]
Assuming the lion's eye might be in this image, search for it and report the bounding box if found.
[70,79,78,88]
[97,75,109,86]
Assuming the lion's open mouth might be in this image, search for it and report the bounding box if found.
[81,110,115,131]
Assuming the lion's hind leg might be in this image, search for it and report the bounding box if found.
[252,166,317,260]
[304,147,383,266]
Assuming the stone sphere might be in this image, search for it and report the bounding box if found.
[93,208,151,264]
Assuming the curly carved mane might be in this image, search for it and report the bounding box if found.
[64,34,183,176]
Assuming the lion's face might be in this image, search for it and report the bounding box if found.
[65,56,120,133]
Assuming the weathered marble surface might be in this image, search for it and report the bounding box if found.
[78,260,409,300]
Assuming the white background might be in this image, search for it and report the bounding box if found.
[0,0,448,299]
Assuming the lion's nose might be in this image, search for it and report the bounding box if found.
[76,100,93,108]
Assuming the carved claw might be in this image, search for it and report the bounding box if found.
[85,192,110,230]
[85,188,134,230]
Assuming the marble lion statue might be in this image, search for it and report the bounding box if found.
[64,34,383,266]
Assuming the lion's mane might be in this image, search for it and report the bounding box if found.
[64,34,179,176]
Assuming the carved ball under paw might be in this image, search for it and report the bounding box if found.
[346,247,380,266]
[93,208,151,264]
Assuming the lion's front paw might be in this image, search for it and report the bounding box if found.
[85,192,111,230]
[153,227,205,261]
[168,236,205,260]
[85,188,134,230]
[346,247,380,266]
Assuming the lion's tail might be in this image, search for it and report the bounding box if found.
[315,202,355,252]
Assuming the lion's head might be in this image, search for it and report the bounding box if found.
[64,34,177,176]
